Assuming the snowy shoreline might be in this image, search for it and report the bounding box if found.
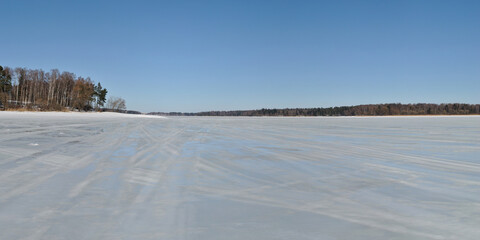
[0,111,166,119]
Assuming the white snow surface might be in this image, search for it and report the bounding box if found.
[0,112,479,239]
[0,111,165,119]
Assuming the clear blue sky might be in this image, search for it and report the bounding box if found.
[2,0,479,112]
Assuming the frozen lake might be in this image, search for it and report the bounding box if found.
[1,112,479,240]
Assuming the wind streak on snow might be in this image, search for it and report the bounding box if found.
[0,113,479,240]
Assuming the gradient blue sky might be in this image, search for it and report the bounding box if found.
[2,0,479,112]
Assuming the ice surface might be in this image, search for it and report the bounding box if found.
[0,112,479,239]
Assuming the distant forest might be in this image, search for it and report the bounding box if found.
[149,103,480,116]
[0,65,125,112]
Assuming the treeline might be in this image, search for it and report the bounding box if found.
[149,103,480,116]
[0,65,108,111]
[149,112,197,116]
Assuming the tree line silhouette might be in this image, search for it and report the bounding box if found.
[2,65,478,115]
[149,103,480,116]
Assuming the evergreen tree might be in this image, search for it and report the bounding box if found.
[94,82,108,109]
[0,66,12,108]
[0,66,12,93]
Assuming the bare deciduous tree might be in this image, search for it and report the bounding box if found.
[106,96,126,112]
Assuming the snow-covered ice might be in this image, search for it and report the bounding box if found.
[0,112,479,239]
